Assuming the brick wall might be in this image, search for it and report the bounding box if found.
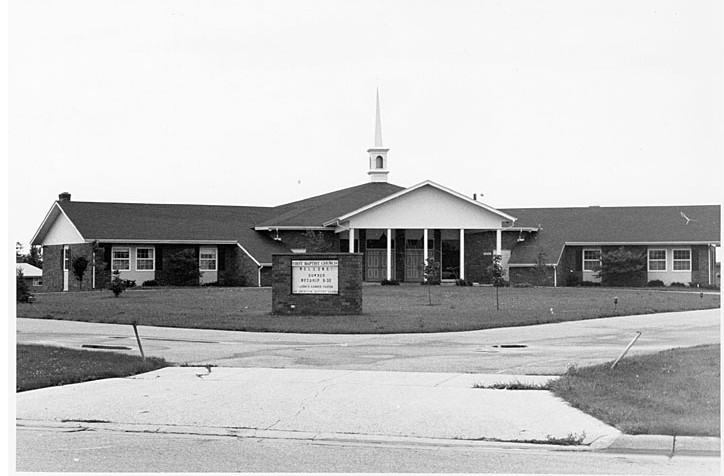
[691,245,710,286]
[509,266,555,286]
[42,243,100,292]
[272,253,363,315]
[463,231,519,283]
[41,245,63,292]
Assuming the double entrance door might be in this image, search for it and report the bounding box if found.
[366,249,428,282]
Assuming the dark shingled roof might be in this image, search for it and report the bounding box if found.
[502,205,721,265]
[257,182,406,227]
[58,201,289,264]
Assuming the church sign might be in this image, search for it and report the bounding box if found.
[272,253,362,315]
[291,259,339,294]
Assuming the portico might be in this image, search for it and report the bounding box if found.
[326,181,513,283]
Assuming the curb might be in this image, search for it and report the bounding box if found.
[600,434,721,457]
[18,419,720,457]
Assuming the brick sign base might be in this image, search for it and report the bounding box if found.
[272,253,363,315]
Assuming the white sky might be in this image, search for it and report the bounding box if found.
[8,0,724,247]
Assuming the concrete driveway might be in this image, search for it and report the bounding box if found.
[16,309,721,374]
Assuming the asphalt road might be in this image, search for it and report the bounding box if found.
[15,425,720,474]
[14,309,721,474]
[16,308,721,373]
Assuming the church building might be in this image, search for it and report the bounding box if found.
[31,93,721,292]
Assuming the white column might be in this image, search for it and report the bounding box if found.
[386,228,393,281]
[348,228,355,253]
[459,229,465,280]
[423,228,429,265]
[496,229,502,255]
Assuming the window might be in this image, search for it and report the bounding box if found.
[673,249,691,271]
[199,247,217,271]
[136,247,155,271]
[33,277,43,287]
[112,248,130,270]
[582,249,601,271]
[648,249,666,271]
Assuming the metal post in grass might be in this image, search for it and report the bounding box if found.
[490,254,504,311]
[132,320,146,362]
[611,331,641,369]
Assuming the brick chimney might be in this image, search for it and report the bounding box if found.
[58,192,71,202]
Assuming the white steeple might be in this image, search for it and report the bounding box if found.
[367,87,389,183]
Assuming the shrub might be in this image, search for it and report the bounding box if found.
[565,273,581,287]
[670,282,687,288]
[108,270,126,297]
[513,282,533,288]
[202,281,219,287]
[380,279,399,285]
[580,281,601,287]
[123,279,136,288]
[218,270,247,287]
[142,280,158,287]
[647,279,665,287]
[16,269,32,303]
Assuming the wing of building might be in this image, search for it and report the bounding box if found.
[30,93,721,291]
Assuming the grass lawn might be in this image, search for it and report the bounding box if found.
[550,344,720,436]
[16,285,719,333]
[17,344,167,392]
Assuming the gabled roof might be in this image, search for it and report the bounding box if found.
[16,263,42,277]
[504,205,721,265]
[256,182,405,229]
[324,180,517,226]
[33,201,290,265]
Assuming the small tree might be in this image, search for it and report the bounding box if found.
[489,254,506,310]
[532,250,549,286]
[16,269,32,303]
[422,258,441,305]
[108,270,126,297]
[72,255,89,289]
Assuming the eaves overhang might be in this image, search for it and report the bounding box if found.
[253,225,331,232]
[91,239,241,244]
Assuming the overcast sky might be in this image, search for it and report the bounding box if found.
[9,0,724,247]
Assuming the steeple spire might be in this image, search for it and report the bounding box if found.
[374,87,383,147]
[367,87,390,183]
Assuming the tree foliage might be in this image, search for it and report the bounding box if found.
[108,270,126,297]
[423,257,441,285]
[72,256,89,287]
[596,247,646,286]
[304,230,335,252]
[163,249,202,286]
[16,269,32,303]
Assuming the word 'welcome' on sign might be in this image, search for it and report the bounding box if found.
[291,260,339,294]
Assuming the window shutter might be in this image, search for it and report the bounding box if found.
[219,248,226,271]
[156,247,163,271]
[104,246,112,270]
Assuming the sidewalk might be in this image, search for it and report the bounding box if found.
[15,367,720,456]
